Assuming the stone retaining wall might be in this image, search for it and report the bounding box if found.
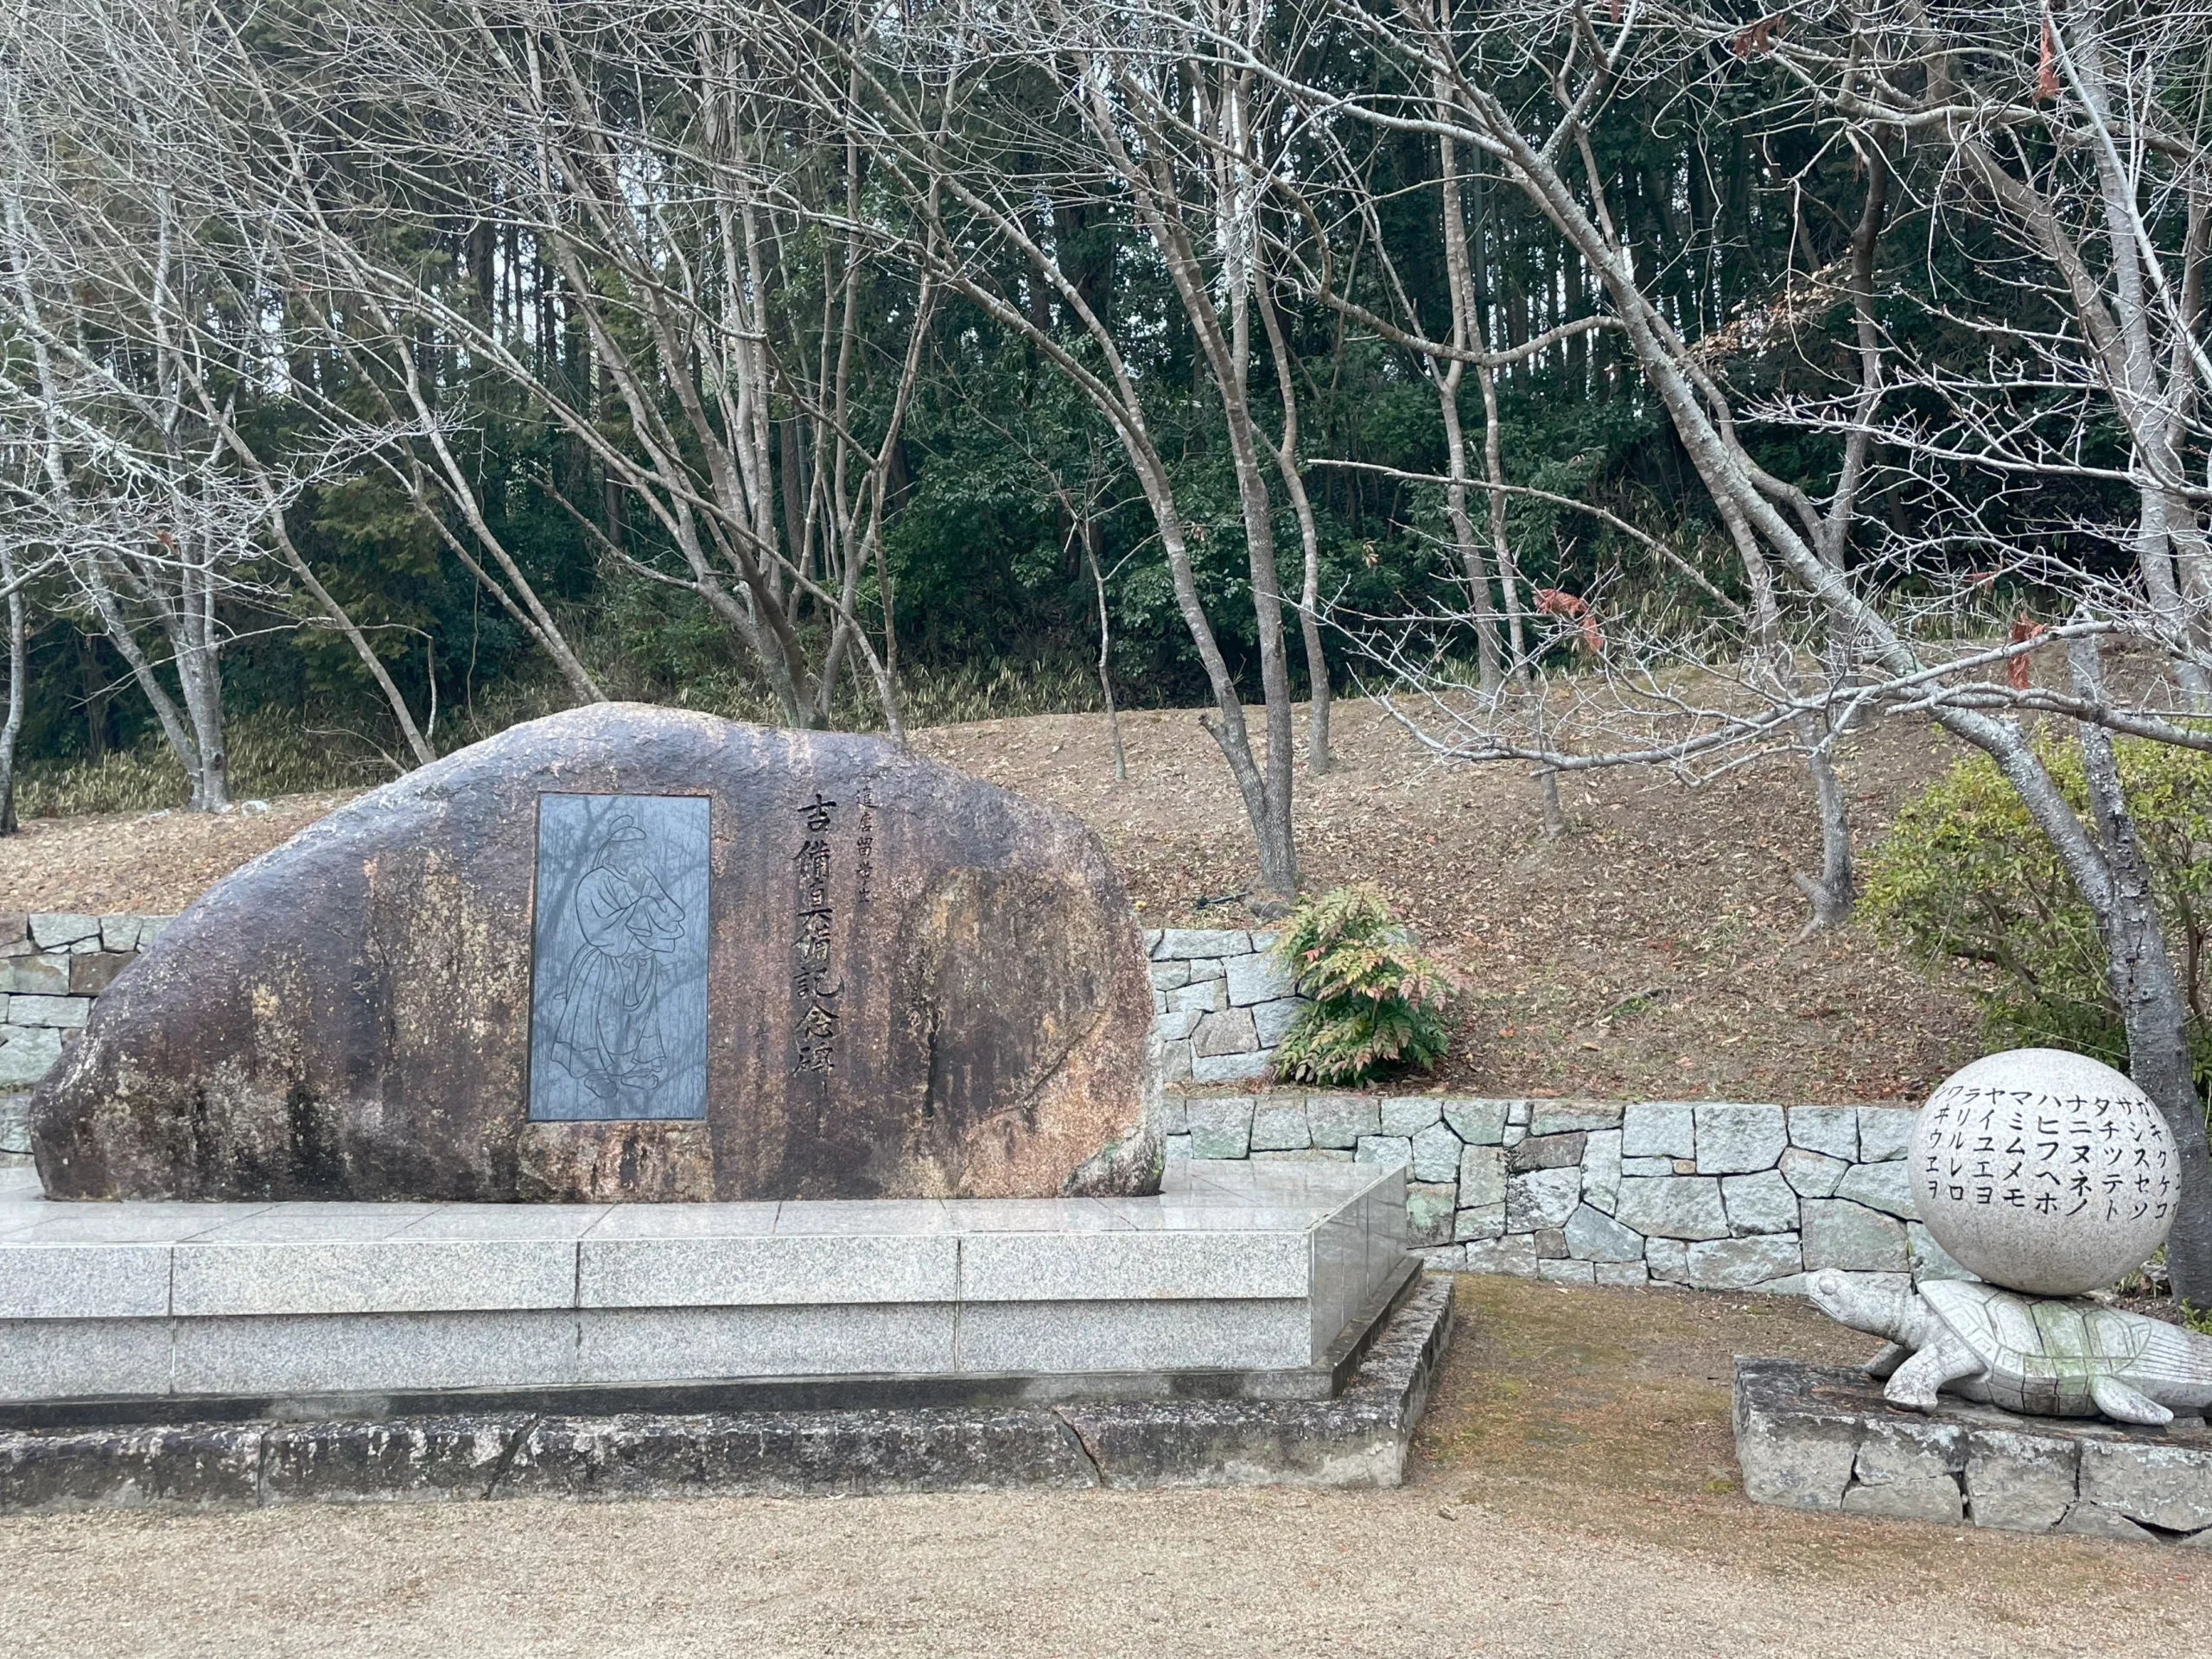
[1141,927,1304,1086]
[0,913,171,1091]
[1162,1090,1962,1294]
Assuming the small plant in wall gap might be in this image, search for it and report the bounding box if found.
[1267,886,1458,1087]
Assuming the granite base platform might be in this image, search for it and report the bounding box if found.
[0,1160,1405,1408]
[0,1159,1447,1504]
[1735,1356,2212,1543]
[0,1271,1452,1510]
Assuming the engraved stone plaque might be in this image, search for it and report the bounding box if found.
[528,792,709,1121]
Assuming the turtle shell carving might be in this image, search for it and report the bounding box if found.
[1923,1281,2160,1416]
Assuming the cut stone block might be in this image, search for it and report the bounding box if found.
[1842,1474,1963,1523]
[1529,1102,1623,1135]
[1504,1166,1581,1233]
[1694,1104,1787,1174]
[68,954,134,996]
[1581,1129,1623,1217]
[1225,953,1296,1007]
[0,957,66,996]
[1463,1234,1538,1276]
[1184,1098,1255,1160]
[1622,1102,1694,1160]
[1612,1175,1728,1241]
[2079,1440,2212,1534]
[1405,1183,1457,1248]
[1834,1159,1916,1221]
[1408,1121,1462,1184]
[28,914,99,951]
[1721,1170,1799,1236]
[1151,929,1249,960]
[1802,1199,1910,1272]
[1149,961,1192,992]
[2056,1502,2158,1541]
[10,995,88,1029]
[99,916,143,953]
[1620,1156,1674,1178]
[1778,1147,1849,1198]
[1686,1233,1801,1290]
[1732,1363,1858,1513]
[1453,1204,1504,1243]
[1157,1042,1194,1086]
[1192,1007,1259,1058]
[1191,1051,1268,1085]
[1456,1144,1505,1211]
[1307,1096,1380,1150]
[0,1027,62,1090]
[1646,1237,1690,1284]
[1534,1226,1567,1259]
[1168,980,1229,1015]
[1154,1009,1203,1043]
[1537,1259,1595,1285]
[1508,1132,1585,1173]
[1250,998,1304,1048]
[1378,1096,1442,1136]
[1965,1428,2077,1532]
[1787,1106,1859,1161]
[1594,1261,1649,1287]
[1855,1414,1965,1484]
[1856,1107,1916,1163]
[1355,1135,1412,1170]
[1441,1100,1508,1146]
[1249,1099,1311,1153]
[1561,1204,1644,1264]
[1186,958,1228,982]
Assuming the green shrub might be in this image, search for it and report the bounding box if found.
[1267,886,1458,1086]
[1860,737,2212,1084]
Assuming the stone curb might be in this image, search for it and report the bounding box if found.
[1734,1356,2212,1542]
[0,1277,1454,1511]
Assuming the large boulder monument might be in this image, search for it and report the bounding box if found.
[29,705,1158,1203]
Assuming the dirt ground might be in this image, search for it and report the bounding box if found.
[0,1277,2202,1659]
[0,698,1986,1104]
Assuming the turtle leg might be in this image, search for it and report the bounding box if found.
[2088,1376,2175,1427]
[1883,1332,1984,1413]
[1864,1342,1911,1380]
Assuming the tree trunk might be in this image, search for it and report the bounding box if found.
[2071,635,2212,1300]
[0,551,22,834]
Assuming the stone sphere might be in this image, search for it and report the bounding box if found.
[1910,1048,2177,1295]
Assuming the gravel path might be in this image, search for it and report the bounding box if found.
[0,1478,2197,1658]
[3,1279,2205,1656]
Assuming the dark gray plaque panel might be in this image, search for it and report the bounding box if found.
[528,792,710,1121]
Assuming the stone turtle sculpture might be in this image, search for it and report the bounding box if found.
[1808,1269,2212,1426]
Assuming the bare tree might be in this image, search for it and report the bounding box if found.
[257,0,937,734]
[1265,0,2212,1291]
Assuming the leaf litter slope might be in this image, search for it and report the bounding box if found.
[0,699,1984,1104]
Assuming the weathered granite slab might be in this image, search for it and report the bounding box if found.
[1736,1355,2212,1542]
[0,1272,1451,1510]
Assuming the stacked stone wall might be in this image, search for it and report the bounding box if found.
[1143,927,1304,1086]
[0,914,172,1156]
[1162,1091,1963,1294]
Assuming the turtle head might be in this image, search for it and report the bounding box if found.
[1807,1269,1913,1342]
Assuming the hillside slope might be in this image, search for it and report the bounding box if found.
[0,700,1985,1103]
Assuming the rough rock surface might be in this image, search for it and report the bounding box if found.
[30,706,1157,1203]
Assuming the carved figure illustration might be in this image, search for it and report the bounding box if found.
[539,815,687,1099]
[1808,1269,2212,1426]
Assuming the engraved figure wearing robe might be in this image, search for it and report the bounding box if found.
[543,817,686,1099]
